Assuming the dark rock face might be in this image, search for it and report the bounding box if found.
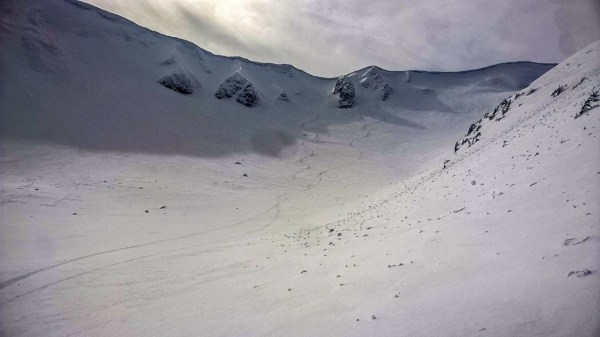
[454,92,522,153]
[215,73,260,107]
[484,98,512,121]
[215,73,248,99]
[333,76,355,108]
[381,84,393,101]
[236,84,260,107]
[575,90,599,119]
[158,73,194,94]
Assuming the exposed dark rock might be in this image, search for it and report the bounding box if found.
[236,84,260,107]
[359,68,393,101]
[551,85,567,98]
[575,90,599,119]
[158,73,195,94]
[333,76,355,108]
[215,73,260,107]
[381,84,393,101]
[562,236,590,246]
[215,73,248,99]
[454,94,518,153]
[278,92,290,101]
[484,98,512,121]
[573,77,588,89]
[567,269,592,278]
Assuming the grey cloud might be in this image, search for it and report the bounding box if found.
[83,0,599,77]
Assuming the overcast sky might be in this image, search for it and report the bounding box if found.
[83,0,600,77]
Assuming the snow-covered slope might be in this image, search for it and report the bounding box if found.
[0,0,553,159]
[1,0,597,336]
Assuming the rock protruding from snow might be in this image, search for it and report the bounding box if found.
[215,73,248,99]
[333,76,355,108]
[215,73,260,107]
[454,94,519,153]
[236,84,260,107]
[575,90,599,118]
[160,57,176,66]
[359,67,393,101]
[278,92,290,102]
[158,73,195,94]
[381,83,393,101]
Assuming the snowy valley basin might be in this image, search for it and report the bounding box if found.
[0,1,599,336]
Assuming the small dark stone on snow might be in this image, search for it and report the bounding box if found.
[160,206,167,209]
[371,315,377,320]
[145,210,149,213]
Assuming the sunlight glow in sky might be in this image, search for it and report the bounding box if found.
[83,0,600,77]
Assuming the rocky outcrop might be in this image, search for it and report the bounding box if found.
[235,84,260,107]
[454,94,518,153]
[333,76,355,108]
[575,90,599,119]
[359,67,393,101]
[215,73,260,107]
[381,84,393,101]
[158,73,195,94]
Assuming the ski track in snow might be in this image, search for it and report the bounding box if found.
[0,104,384,302]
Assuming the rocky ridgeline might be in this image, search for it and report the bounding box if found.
[454,76,598,154]
[359,67,393,101]
[215,73,260,107]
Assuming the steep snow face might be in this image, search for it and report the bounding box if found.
[2,1,595,337]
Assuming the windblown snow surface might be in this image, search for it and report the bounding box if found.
[0,1,599,336]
